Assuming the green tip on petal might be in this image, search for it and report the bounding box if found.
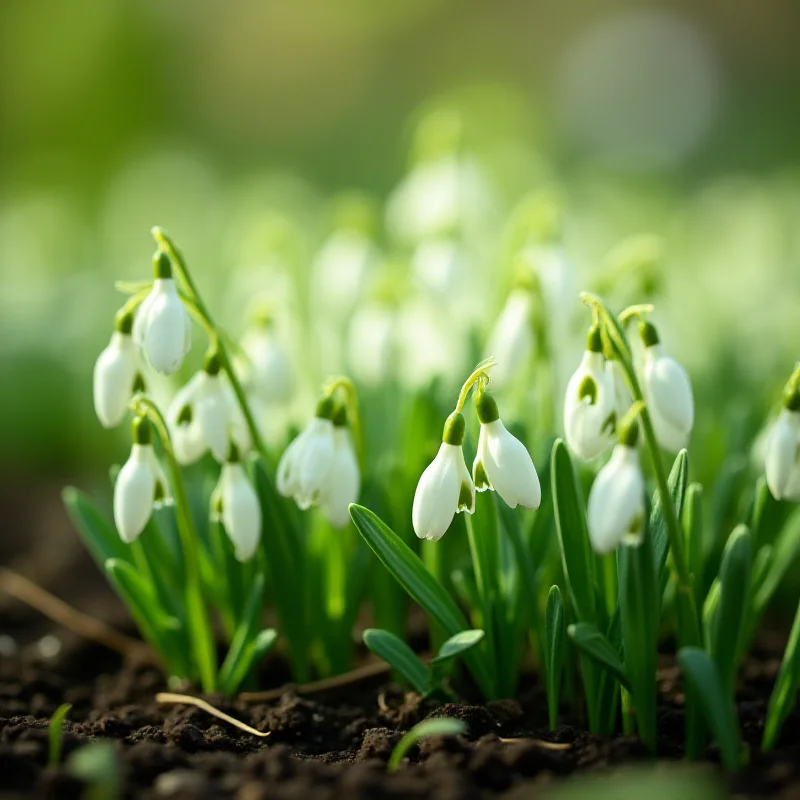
[473,461,490,491]
[458,481,474,511]
[577,375,598,405]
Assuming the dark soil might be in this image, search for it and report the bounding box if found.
[1,630,798,800]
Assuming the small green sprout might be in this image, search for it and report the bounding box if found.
[387,718,467,772]
[48,703,72,767]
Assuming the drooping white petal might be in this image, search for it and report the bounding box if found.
[412,443,464,541]
[642,345,694,452]
[319,428,361,528]
[564,351,615,460]
[218,463,262,562]
[607,359,631,421]
[765,410,800,501]
[166,372,207,465]
[113,444,157,543]
[475,420,541,509]
[276,427,309,499]
[293,417,336,509]
[140,279,191,375]
[93,333,139,429]
[485,289,534,387]
[587,445,645,554]
[195,374,230,463]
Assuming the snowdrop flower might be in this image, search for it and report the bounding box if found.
[639,322,694,452]
[413,411,475,541]
[473,390,541,509]
[166,353,231,464]
[411,237,464,299]
[277,397,337,510]
[93,312,145,429]
[606,356,631,423]
[113,417,169,543]
[238,316,295,405]
[212,443,262,562]
[485,287,535,387]
[134,252,191,375]
[765,387,800,501]
[318,407,361,528]
[563,327,616,460]
[587,422,646,554]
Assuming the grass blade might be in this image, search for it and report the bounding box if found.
[388,718,467,771]
[683,482,705,611]
[652,450,688,589]
[678,647,741,771]
[753,506,800,616]
[48,704,71,766]
[63,489,130,569]
[568,622,631,691]
[544,586,565,729]
[218,575,266,694]
[350,504,495,698]
[364,628,429,695]
[709,525,752,697]
[762,599,800,751]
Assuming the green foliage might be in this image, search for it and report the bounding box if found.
[544,586,565,729]
[48,704,71,767]
[387,718,467,771]
[762,599,800,751]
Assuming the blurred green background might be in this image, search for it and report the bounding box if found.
[2,0,800,481]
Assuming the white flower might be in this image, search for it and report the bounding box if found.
[134,255,191,375]
[239,321,295,405]
[166,367,230,464]
[639,323,694,452]
[277,403,337,510]
[212,457,262,562]
[485,288,534,387]
[563,334,616,460]
[587,444,645,554]
[319,426,361,528]
[765,409,800,501]
[473,392,541,509]
[93,327,143,429]
[113,421,169,544]
[413,412,475,541]
[606,358,631,422]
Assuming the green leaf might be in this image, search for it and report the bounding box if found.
[678,647,742,771]
[762,599,800,751]
[544,586,565,729]
[683,482,705,610]
[653,450,689,592]
[617,529,658,752]
[218,575,266,694]
[350,504,495,698]
[387,718,467,771]
[252,457,309,682]
[709,525,752,697]
[104,559,191,678]
[754,507,800,616]
[430,629,486,692]
[48,704,71,766]
[363,628,429,695]
[231,629,278,694]
[63,488,130,570]
[568,622,631,691]
[551,440,596,623]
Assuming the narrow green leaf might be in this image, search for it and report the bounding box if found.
[226,629,278,695]
[218,575,266,694]
[617,529,658,752]
[762,599,800,751]
[350,504,495,698]
[63,488,130,570]
[433,629,486,663]
[253,457,309,682]
[363,628,429,695]
[678,647,742,771]
[544,586,565,729]
[387,718,467,771]
[104,559,191,678]
[682,482,705,610]
[551,440,596,623]
[652,450,688,588]
[48,704,71,766]
[709,525,752,697]
[568,622,631,691]
[702,579,720,649]
[754,507,800,616]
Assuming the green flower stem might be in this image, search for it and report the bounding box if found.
[152,226,268,458]
[133,395,218,692]
[580,292,699,637]
[455,357,498,414]
[324,375,364,471]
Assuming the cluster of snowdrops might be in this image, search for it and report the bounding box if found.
[80,225,800,767]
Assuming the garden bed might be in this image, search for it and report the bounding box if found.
[1,628,798,799]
